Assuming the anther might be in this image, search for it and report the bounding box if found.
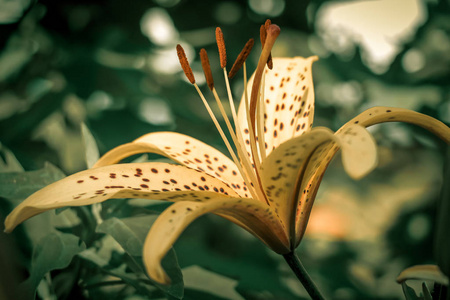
[199,48,214,91]
[215,27,227,69]
[260,20,273,70]
[228,38,254,79]
[176,44,195,84]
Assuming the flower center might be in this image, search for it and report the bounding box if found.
[176,21,280,203]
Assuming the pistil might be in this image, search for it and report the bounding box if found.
[246,24,280,189]
[250,24,280,131]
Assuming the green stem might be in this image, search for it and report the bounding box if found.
[283,252,326,300]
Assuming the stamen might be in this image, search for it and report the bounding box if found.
[228,38,254,79]
[199,49,214,91]
[176,44,195,84]
[240,63,269,205]
[215,27,227,69]
[264,19,273,69]
[192,83,258,200]
[210,87,263,200]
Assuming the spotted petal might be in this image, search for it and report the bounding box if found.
[238,56,318,157]
[143,198,290,284]
[294,107,450,245]
[94,132,249,198]
[259,127,336,233]
[4,162,239,233]
[345,106,450,143]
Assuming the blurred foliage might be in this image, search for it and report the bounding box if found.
[0,0,449,299]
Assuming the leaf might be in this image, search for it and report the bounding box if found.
[81,123,100,168]
[422,282,432,300]
[183,288,231,300]
[20,231,86,300]
[78,248,156,296]
[401,282,420,300]
[0,162,65,201]
[175,220,298,299]
[0,143,24,172]
[182,265,244,300]
[97,216,157,257]
[435,145,450,278]
[96,215,184,299]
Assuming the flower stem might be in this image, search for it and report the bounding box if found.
[283,252,326,300]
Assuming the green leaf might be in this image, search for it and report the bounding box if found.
[0,162,65,202]
[78,248,158,296]
[422,282,432,300]
[182,265,244,300]
[21,231,86,300]
[175,219,298,299]
[0,143,24,172]
[81,123,100,168]
[401,282,420,300]
[183,288,232,300]
[96,215,184,299]
[435,145,450,278]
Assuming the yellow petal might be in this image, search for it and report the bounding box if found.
[94,132,249,197]
[294,106,449,245]
[238,56,318,157]
[347,106,450,143]
[397,265,449,286]
[335,124,378,180]
[293,126,377,245]
[143,198,289,284]
[294,142,336,245]
[260,127,336,234]
[4,162,239,233]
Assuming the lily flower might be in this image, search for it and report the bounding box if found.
[4,21,450,297]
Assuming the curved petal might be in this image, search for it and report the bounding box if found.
[293,106,450,246]
[338,124,378,179]
[143,198,290,284]
[94,132,249,198]
[237,56,318,157]
[293,142,337,246]
[261,124,377,240]
[396,265,449,286]
[259,127,336,234]
[4,162,239,233]
[345,106,450,143]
